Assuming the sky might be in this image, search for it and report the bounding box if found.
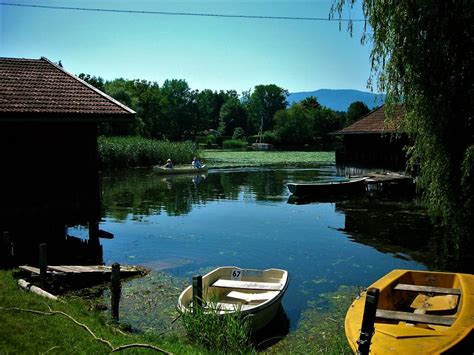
[0,0,373,94]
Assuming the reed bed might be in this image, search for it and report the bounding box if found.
[98,136,199,169]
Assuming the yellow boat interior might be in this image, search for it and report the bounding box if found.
[377,270,461,323]
[345,269,474,353]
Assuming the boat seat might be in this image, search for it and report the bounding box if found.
[376,310,455,326]
[410,294,459,312]
[226,290,278,303]
[394,283,461,295]
[212,279,282,291]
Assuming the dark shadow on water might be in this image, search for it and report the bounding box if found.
[251,305,290,351]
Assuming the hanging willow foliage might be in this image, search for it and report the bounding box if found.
[331,1,473,257]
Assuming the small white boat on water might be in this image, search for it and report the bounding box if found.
[152,165,208,174]
[178,266,289,331]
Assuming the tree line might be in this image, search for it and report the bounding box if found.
[78,74,369,147]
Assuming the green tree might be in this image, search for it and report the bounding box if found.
[197,89,238,131]
[78,73,105,92]
[160,79,197,140]
[246,84,288,134]
[232,127,245,140]
[218,97,248,136]
[312,107,343,148]
[274,105,314,146]
[345,101,370,127]
[300,96,322,111]
[332,1,474,257]
[104,78,162,137]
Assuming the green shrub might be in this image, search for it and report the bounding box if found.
[205,135,217,146]
[232,127,245,140]
[262,131,278,145]
[222,139,247,149]
[98,136,199,169]
[180,303,253,354]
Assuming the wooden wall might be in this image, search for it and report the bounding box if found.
[0,119,102,265]
[336,134,409,171]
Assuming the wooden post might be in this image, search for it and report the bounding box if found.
[39,243,47,289]
[111,263,121,321]
[357,287,380,355]
[192,275,203,314]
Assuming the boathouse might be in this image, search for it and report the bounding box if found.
[333,105,408,172]
[0,57,135,266]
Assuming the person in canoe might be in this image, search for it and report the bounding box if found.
[191,156,202,169]
[164,159,173,169]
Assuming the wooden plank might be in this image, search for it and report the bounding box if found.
[60,265,107,273]
[47,266,82,273]
[394,283,461,295]
[19,265,41,274]
[376,310,455,326]
[212,279,282,291]
[227,290,278,303]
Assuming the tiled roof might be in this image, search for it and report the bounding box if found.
[335,105,403,135]
[0,57,135,119]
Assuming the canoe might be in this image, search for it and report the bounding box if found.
[178,266,289,331]
[287,177,367,196]
[345,269,474,354]
[152,165,208,174]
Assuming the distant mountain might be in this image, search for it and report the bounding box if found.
[287,89,385,112]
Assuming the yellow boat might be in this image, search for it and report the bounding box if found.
[345,269,474,354]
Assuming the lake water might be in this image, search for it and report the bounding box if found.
[70,165,438,332]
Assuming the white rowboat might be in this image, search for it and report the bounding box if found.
[178,266,289,331]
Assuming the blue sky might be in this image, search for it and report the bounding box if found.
[1,0,372,93]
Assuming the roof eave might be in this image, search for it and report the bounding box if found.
[0,112,135,123]
[330,130,400,135]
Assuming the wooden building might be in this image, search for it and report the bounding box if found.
[333,105,408,173]
[0,57,134,266]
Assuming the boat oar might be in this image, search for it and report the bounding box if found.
[357,287,380,355]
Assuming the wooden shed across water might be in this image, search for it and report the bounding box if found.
[0,57,134,266]
[333,105,408,173]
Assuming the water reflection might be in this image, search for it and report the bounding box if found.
[81,167,434,330]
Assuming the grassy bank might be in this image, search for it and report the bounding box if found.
[0,270,203,354]
[202,150,335,169]
[0,270,354,354]
[98,136,198,170]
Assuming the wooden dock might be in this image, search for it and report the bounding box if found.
[19,264,145,277]
[364,172,413,183]
[364,172,415,193]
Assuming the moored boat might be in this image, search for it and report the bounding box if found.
[287,177,367,197]
[153,165,208,174]
[178,266,289,331]
[345,269,474,354]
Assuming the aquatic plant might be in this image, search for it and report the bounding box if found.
[179,302,254,354]
[203,150,334,169]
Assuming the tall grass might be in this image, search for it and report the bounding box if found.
[98,136,199,169]
[180,303,254,354]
